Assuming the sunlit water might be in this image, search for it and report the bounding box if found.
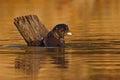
[1,0,120,80]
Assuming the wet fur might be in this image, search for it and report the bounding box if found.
[39,24,70,47]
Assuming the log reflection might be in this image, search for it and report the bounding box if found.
[14,47,68,75]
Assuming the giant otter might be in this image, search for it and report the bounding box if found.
[39,24,72,47]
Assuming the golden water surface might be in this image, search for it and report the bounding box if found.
[0,0,120,80]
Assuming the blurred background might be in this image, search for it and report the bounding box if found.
[1,0,120,80]
[0,0,120,46]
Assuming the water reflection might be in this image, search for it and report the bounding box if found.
[1,0,120,80]
[14,47,88,80]
[14,48,67,79]
[1,47,120,80]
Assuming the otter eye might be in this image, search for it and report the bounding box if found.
[65,26,68,30]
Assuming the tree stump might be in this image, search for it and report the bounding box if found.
[14,15,49,46]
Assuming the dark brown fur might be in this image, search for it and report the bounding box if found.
[39,24,70,47]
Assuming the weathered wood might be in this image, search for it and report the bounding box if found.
[14,15,49,46]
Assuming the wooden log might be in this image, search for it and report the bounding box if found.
[14,15,49,46]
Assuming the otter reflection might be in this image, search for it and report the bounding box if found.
[15,47,68,75]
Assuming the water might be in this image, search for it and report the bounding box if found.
[1,0,120,80]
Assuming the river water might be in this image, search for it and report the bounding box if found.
[0,0,120,80]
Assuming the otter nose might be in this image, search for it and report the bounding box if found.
[67,32,72,35]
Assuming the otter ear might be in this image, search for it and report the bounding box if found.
[55,27,58,30]
[52,27,58,31]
